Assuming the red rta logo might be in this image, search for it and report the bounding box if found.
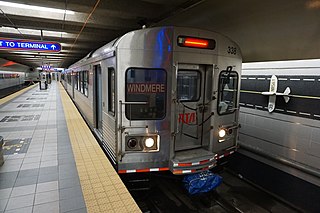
[178,112,196,124]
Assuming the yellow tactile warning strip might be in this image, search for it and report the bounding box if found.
[58,83,141,213]
[0,83,38,106]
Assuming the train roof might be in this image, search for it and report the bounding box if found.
[69,26,240,69]
[0,58,30,72]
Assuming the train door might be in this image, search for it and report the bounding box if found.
[94,65,103,133]
[175,64,213,151]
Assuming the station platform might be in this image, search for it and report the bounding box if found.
[0,81,140,213]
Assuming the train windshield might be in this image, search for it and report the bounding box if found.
[218,71,239,115]
[177,71,201,101]
[125,68,166,120]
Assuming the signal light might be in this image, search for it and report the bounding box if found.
[177,36,215,50]
[184,38,208,48]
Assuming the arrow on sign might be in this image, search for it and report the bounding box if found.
[51,45,56,50]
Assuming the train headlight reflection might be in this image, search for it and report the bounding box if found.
[145,138,155,148]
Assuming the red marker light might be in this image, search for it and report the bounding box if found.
[177,36,215,50]
[184,38,208,48]
[2,61,17,67]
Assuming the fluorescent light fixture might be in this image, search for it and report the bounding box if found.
[0,27,40,36]
[11,52,65,56]
[0,27,73,38]
[22,57,65,59]
[44,30,68,37]
[60,43,72,47]
[0,1,75,14]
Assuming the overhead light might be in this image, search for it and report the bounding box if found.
[60,43,72,47]
[0,27,74,38]
[0,27,39,36]
[44,30,68,37]
[11,52,65,56]
[0,1,75,14]
[22,57,65,60]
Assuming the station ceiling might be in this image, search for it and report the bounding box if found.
[1,0,320,69]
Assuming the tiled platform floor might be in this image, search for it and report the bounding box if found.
[0,82,140,213]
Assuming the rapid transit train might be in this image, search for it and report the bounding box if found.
[0,58,27,91]
[0,70,25,90]
[0,58,38,93]
[62,26,242,174]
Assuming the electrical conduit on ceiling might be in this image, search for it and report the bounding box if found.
[62,0,101,67]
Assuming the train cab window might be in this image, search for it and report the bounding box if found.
[125,68,166,120]
[218,71,239,115]
[177,71,201,101]
[108,68,115,115]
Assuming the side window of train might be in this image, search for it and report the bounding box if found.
[83,71,88,97]
[75,71,89,97]
[74,72,78,90]
[77,72,80,91]
[125,68,167,120]
[79,71,83,93]
[218,71,239,115]
[67,73,71,85]
[177,70,201,101]
[108,68,115,115]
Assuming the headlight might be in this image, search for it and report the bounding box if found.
[145,138,155,148]
[218,129,226,138]
[125,134,159,152]
[127,138,138,148]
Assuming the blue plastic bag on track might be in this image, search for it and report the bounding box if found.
[183,171,222,195]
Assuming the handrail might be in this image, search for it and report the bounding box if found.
[121,101,148,105]
[118,100,123,161]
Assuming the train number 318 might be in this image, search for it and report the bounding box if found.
[227,46,237,55]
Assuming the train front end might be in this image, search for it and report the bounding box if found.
[116,27,242,175]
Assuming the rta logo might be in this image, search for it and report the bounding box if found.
[178,112,196,124]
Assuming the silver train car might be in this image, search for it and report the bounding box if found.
[0,58,28,90]
[239,59,320,187]
[62,26,242,175]
[0,70,25,90]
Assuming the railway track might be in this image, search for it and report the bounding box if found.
[121,169,299,213]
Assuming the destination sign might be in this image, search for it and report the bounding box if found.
[0,38,61,52]
[127,83,165,93]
